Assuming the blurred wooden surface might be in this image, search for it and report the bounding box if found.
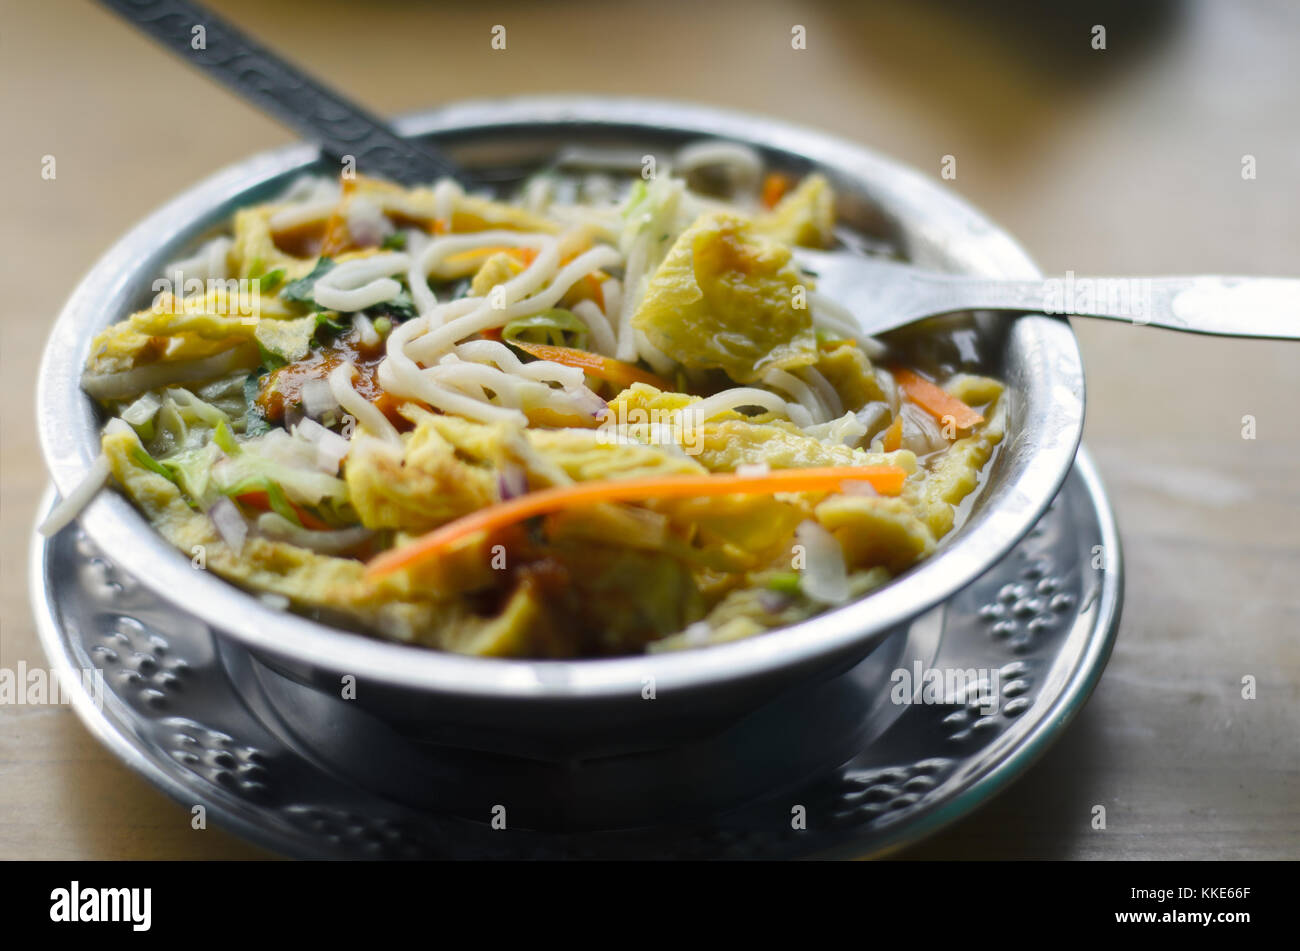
[1,0,1296,860]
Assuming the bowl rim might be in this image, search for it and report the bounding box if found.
[36,95,1085,699]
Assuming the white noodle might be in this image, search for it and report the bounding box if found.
[763,368,827,422]
[799,366,844,419]
[268,196,337,233]
[328,362,401,446]
[634,329,677,378]
[675,140,762,192]
[454,340,586,388]
[431,178,462,227]
[686,387,811,428]
[809,291,861,338]
[407,245,620,363]
[312,252,409,312]
[570,299,618,357]
[616,235,648,361]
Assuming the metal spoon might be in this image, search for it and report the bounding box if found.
[100,0,467,185]
[795,248,1300,340]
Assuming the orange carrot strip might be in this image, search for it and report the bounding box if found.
[508,340,674,391]
[892,368,984,430]
[882,414,903,452]
[762,172,795,210]
[365,465,908,579]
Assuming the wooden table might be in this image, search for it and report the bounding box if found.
[2,0,1296,860]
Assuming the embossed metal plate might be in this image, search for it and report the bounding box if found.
[31,448,1121,859]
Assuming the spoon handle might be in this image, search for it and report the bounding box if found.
[943,274,1300,340]
[99,0,465,185]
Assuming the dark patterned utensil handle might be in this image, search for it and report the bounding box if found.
[99,0,466,185]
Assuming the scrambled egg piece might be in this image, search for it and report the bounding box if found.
[814,341,887,411]
[631,213,817,383]
[101,425,443,642]
[345,413,510,533]
[753,174,835,248]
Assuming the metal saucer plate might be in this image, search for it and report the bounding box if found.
[31,447,1122,860]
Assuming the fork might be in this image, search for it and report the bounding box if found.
[793,248,1300,340]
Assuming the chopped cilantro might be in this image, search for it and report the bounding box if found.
[258,268,286,292]
[281,257,335,308]
[243,371,272,437]
[368,288,418,322]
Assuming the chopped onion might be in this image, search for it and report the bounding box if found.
[497,463,528,500]
[352,312,380,348]
[292,417,326,443]
[758,589,791,613]
[796,520,850,605]
[735,462,771,477]
[315,428,351,474]
[300,379,340,420]
[900,402,947,456]
[208,496,248,553]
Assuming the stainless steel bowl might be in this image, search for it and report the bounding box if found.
[36,97,1084,755]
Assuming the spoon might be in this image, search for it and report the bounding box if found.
[103,1,1298,341]
[794,248,1300,340]
[100,0,467,186]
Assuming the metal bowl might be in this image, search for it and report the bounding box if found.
[36,97,1084,755]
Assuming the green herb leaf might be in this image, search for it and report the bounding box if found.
[313,311,348,341]
[281,257,335,308]
[380,232,407,251]
[255,341,288,370]
[367,288,418,322]
[258,268,286,292]
[243,372,272,437]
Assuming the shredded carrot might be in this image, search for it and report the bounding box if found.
[318,206,350,257]
[365,465,908,578]
[235,491,332,531]
[891,368,984,431]
[761,172,795,210]
[443,245,539,272]
[508,340,674,391]
[882,414,903,452]
[580,272,605,309]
